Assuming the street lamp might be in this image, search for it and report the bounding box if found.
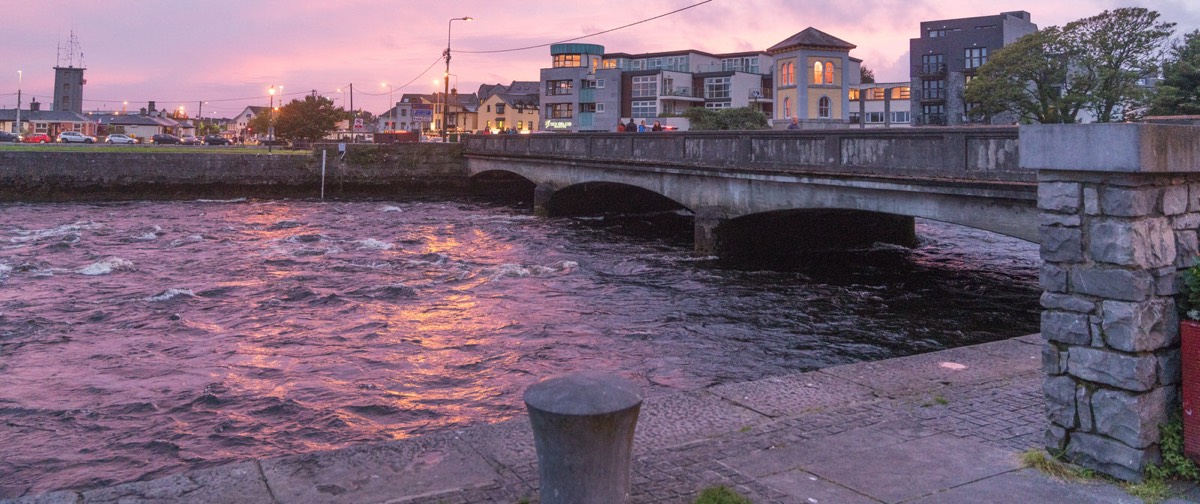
[381,82,394,131]
[443,15,473,142]
[268,85,282,153]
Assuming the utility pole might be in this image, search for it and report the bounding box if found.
[349,83,355,142]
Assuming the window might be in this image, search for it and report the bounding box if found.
[546,80,573,96]
[784,97,791,118]
[601,59,619,69]
[921,54,944,74]
[553,54,582,67]
[597,79,605,89]
[547,103,573,119]
[723,56,759,74]
[813,61,823,84]
[632,100,656,117]
[665,56,687,71]
[965,47,988,69]
[596,103,606,113]
[823,61,835,84]
[891,87,910,100]
[818,96,831,118]
[867,88,885,100]
[486,105,491,112]
[580,103,597,113]
[704,77,731,99]
[929,29,947,38]
[582,79,597,89]
[921,79,945,100]
[495,104,506,115]
[705,102,731,109]
[866,112,885,123]
[591,57,600,73]
[632,76,658,98]
[401,109,408,116]
[779,62,794,86]
[849,112,861,124]
[848,89,860,101]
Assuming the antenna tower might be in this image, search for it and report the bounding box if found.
[57,30,86,69]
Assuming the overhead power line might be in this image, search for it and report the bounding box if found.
[456,0,714,54]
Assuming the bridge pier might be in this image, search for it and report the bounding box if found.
[1027,124,1200,481]
[533,184,555,217]
[694,206,727,256]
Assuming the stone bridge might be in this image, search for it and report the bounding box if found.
[464,127,1034,253]
[462,124,1200,482]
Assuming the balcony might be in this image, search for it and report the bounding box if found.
[918,63,947,77]
[659,87,703,102]
[919,89,947,102]
[914,114,947,126]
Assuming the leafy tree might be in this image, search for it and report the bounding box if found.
[1150,30,1200,116]
[965,27,1090,124]
[683,106,768,130]
[249,96,344,142]
[861,66,875,84]
[1065,7,1175,122]
[246,110,273,138]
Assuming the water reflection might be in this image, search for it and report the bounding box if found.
[0,199,1040,497]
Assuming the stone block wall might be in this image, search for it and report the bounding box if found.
[1030,123,1200,481]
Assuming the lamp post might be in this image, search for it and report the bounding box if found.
[15,70,21,135]
[381,82,394,131]
[443,15,473,142]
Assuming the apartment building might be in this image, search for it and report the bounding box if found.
[909,11,1038,126]
[538,43,773,132]
[848,82,912,128]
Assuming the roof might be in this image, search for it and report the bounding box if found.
[767,27,856,54]
[490,93,540,109]
[0,109,95,123]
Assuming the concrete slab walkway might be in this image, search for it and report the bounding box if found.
[8,334,1199,503]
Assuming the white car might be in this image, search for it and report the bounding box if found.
[106,134,138,144]
[57,131,96,144]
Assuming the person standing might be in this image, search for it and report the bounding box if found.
[652,120,663,131]
[638,120,647,133]
[787,116,800,130]
[616,121,625,133]
[626,118,638,133]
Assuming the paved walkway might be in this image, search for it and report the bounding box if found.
[9,334,1200,503]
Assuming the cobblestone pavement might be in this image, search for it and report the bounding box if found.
[12,335,1199,504]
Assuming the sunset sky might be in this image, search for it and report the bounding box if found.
[2,0,1197,118]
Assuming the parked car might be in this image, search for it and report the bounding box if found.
[259,137,289,147]
[203,135,232,146]
[105,134,138,144]
[0,131,20,142]
[179,134,200,145]
[57,131,96,144]
[22,133,52,144]
[151,133,181,145]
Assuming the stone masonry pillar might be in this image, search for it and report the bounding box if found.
[534,184,555,217]
[1025,124,1200,481]
[694,206,727,256]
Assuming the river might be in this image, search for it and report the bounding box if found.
[0,198,1040,497]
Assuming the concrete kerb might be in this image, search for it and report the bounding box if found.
[4,334,1086,504]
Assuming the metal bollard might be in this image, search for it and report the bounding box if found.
[523,370,643,504]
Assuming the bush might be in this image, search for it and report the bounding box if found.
[683,107,769,131]
[694,486,753,504]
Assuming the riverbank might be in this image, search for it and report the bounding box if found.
[9,333,1187,503]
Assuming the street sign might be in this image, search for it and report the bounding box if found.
[413,109,433,121]
[353,118,364,130]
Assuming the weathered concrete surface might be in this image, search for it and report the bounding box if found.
[8,334,1185,504]
[0,143,468,201]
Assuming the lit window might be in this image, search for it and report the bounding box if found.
[891,87,911,100]
[824,61,835,84]
[813,61,823,84]
[553,54,582,68]
[818,97,830,118]
[848,89,860,101]
[784,97,791,117]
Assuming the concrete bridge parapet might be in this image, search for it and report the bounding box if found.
[1027,123,1200,481]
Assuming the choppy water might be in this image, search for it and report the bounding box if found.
[0,199,1040,497]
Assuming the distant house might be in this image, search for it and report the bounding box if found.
[0,101,97,137]
[479,93,541,133]
[233,106,272,138]
[91,113,190,140]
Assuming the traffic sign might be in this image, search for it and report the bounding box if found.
[353,118,364,130]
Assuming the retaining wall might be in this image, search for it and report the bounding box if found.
[0,143,468,201]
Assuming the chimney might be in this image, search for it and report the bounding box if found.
[148,101,157,113]
[30,99,40,112]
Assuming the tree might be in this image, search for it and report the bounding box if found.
[964,27,1090,124]
[252,96,344,143]
[861,66,875,84]
[1065,7,1175,122]
[965,7,1174,124]
[1150,30,1200,116]
[683,106,769,130]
